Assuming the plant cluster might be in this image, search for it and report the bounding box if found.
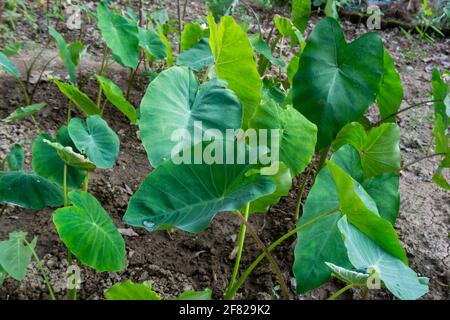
[0,0,449,300]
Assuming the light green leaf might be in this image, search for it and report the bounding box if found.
[177,39,214,72]
[338,216,428,300]
[96,75,138,124]
[0,232,36,281]
[208,14,262,128]
[52,78,101,116]
[325,262,369,285]
[292,0,311,32]
[181,22,204,51]
[68,115,120,169]
[0,51,20,78]
[49,27,77,85]
[432,68,449,128]
[44,140,96,171]
[53,190,126,272]
[325,0,338,19]
[97,2,139,69]
[328,161,407,263]
[124,142,276,233]
[1,42,23,57]
[139,66,241,167]
[0,265,6,285]
[158,29,173,67]
[433,114,448,155]
[249,99,317,175]
[138,27,167,61]
[176,288,212,300]
[32,128,86,189]
[293,17,384,149]
[105,280,160,300]
[376,49,403,120]
[67,40,87,66]
[6,144,24,171]
[287,55,299,87]
[0,172,63,209]
[2,102,46,123]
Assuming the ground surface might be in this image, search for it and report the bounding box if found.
[0,1,449,300]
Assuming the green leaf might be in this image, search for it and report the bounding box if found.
[157,29,173,67]
[208,0,239,20]
[249,99,317,175]
[0,265,7,285]
[181,23,204,51]
[138,27,167,61]
[292,0,311,32]
[32,128,86,189]
[1,102,46,123]
[337,216,428,300]
[432,68,449,129]
[6,144,24,171]
[105,280,160,300]
[49,27,77,85]
[333,122,401,178]
[0,232,36,281]
[53,190,126,272]
[1,42,23,57]
[176,288,212,300]
[139,66,241,167]
[246,163,292,214]
[432,166,450,190]
[0,172,63,209]
[52,78,101,116]
[293,145,360,293]
[177,39,214,72]
[97,2,139,69]
[362,173,400,224]
[376,49,403,120]
[325,262,369,285]
[67,40,87,66]
[96,75,138,124]
[208,14,262,128]
[0,51,20,78]
[325,0,338,19]
[287,55,299,87]
[68,115,120,169]
[44,140,96,171]
[250,34,285,68]
[328,161,407,263]
[124,142,276,233]
[433,114,448,155]
[292,17,384,149]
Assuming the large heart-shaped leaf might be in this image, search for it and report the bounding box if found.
[337,216,428,300]
[49,27,77,85]
[68,115,120,169]
[249,99,317,175]
[376,49,403,120]
[138,27,167,61]
[0,52,20,78]
[96,75,138,124]
[2,102,46,123]
[105,280,161,300]
[208,14,262,128]
[52,78,101,116]
[139,66,242,167]
[0,172,63,209]
[32,127,87,189]
[177,39,214,72]
[53,190,126,272]
[0,232,36,281]
[292,17,384,149]
[6,144,24,171]
[97,2,139,69]
[293,145,359,293]
[328,161,407,263]
[333,122,401,178]
[124,142,276,233]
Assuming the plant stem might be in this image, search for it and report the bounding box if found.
[176,0,182,53]
[376,99,442,125]
[225,207,339,300]
[316,146,330,177]
[96,46,110,108]
[327,284,354,300]
[66,102,72,125]
[226,203,250,297]
[29,55,57,103]
[63,164,68,207]
[83,171,91,192]
[232,211,290,300]
[294,165,312,221]
[402,153,446,170]
[24,239,56,300]
[18,80,30,105]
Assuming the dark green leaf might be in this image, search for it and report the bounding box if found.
[6,144,24,171]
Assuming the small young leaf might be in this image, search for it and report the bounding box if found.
[1,42,23,57]
[53,190,126,272]
[2,103,46,123]
[250,35,285,68]
[181,22,204,51]
[105,280,160,300]
[176,288,212,300]
[49,27,77,85]
[177,38,214,72]
[67,40,87,66]
[44,140,96,171]
[291,0,311,32]
[0,52,20,78]
[138,27,167,61]
[325,262,369,285]
[0,232,36,281]
[52,78,101,116]
[68,116,120,169]
[6,144,24,171]
[0,172,64,209]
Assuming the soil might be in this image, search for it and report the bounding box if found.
[0,1,449,300]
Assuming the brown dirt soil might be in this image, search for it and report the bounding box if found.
[0,1,449,300]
